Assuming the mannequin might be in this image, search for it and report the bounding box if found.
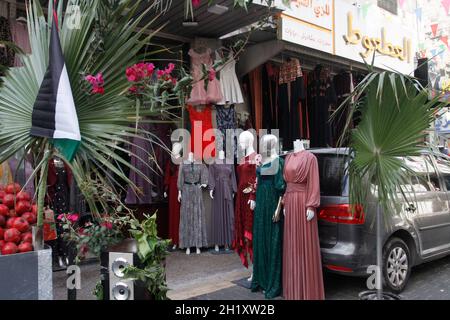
[282,142,324,300]
[209,150,236,252]
[178,151,208,255]
[251,134,285,299]
[164,142,182,250]
[239,131,256,210]
[234,130,257,275]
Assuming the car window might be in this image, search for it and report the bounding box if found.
[433,155,450,190]
[403,156,440,192]
[316,154,347,196]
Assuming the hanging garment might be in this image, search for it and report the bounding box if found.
[177,162,209,249]
[187,48,223,105]
[234,152,257,268]
[216,105,237,155]
[149,122,172,200]
[0,161,13,185]
[217,54,244,105]
[187,104,216,160]
[279,58,302,85]
[208,162,237,246]
[248,67,263,132]
[8,154,35,197]
[251,157,285,299]
[164,162,181,246]
[283,151,324,300]
[0,17,14,70]
[125,122,153,205]
[11,20,30,67]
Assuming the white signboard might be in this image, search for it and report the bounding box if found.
[279,15,333,54]
[334,0,416,74]
[277,0,333,30]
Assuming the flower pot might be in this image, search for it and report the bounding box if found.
[0,246,53,300]
[358,290,401,300]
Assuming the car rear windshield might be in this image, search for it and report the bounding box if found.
[316,154,348,196]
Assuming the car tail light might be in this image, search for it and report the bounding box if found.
[318,204,365,225]
[325,265,353,273]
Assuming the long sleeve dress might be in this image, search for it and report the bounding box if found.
[178,162,209,249]
[209,163,237,247]
[251,156,285,299]
[164,162,180,246]
[234,152,257,268]
[283,151,324,300]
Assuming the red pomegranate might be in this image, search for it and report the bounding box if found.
[0,239,5,250]
[2,194,15,209]
[0,190,5,201]
[31,204,37,215]
[5,183,21,195]
[0,204,9,216]
[4,228,21,244]
[0,215,5,227]
[6,217,17,229]
[18,242,33,253]
[15,200,31,215]
[0,227,4,240]
[21,232,32,244]
[16,191,31,202]
[12,218,29,233]
[1,242,18,255]
[21,212,35,224]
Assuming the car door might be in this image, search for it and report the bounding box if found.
[405,155,450,257]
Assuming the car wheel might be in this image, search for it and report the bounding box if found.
[382,237,411,293]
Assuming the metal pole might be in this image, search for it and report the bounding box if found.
[376,205,382,300]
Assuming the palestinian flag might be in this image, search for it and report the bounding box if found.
[30,7,80,161]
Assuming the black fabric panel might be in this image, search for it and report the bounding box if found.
[30,19,64,138]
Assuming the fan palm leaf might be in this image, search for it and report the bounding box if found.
[0,0,175,221]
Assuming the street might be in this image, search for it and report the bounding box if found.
[53,250,450,300]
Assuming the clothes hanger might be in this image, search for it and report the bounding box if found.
[16,16,27,23]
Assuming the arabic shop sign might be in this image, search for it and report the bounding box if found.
[334,0,416,74]
[343,12,412,63]
[276,0,334,54]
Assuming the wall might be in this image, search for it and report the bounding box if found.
[416,0,450,102]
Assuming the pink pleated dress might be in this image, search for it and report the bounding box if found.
[282,150,325,300]
[187,48,223,105]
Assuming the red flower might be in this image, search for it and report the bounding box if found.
[57,213,65,221]
[157,69,166,79]
[101,221,113,230]
[171,77,177,86]
[192,0,201,8]
[208,68,216,82]
[92,86,105,95]
[67,213,80,223]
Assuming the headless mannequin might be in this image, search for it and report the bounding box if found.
[165,142,182,250]
[238,131,256,210]
[178,151,206,255]
[284,139,314,221]
[210,150,234,252]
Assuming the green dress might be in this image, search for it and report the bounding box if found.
[251,157,285,299]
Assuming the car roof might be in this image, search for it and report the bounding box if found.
[309,147,450,160]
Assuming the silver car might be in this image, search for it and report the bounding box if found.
[312,148,450,293]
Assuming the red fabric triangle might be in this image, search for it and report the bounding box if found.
[431,23,439,36]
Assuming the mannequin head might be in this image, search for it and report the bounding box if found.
[218,150,225,160]
[260,134,278,157]
[293,139,305,153]
[239,130,254,151]
[171,142,182,158]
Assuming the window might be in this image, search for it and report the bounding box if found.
[432,155,450,191]
[377,0,398,15]
[317,154,347,196]
[403,156,441,192]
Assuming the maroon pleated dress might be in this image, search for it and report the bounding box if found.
[164,162,180,246]
[283,151,324,300]
[233,152,257,268]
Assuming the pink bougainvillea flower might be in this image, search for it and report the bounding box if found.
[57,213,65,221]
[208,68,216,81]
[67,213,80,223]
[164,63,175,75]
[85,73,104,94]
[157,69,166,78]
[128,85,138,93]
[171,77,177,86]
[192,0,201,8]
[146,63,155,75]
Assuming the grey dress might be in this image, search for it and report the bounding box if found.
[209,163,237,246]
[178,162,209,249]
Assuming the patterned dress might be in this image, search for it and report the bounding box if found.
[216,105,237,156]
[177,162,209,249]
[251,156,285,299]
